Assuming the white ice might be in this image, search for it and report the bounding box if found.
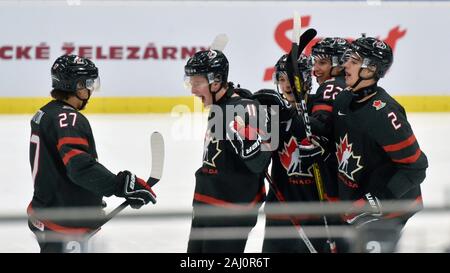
[0,112,449,252]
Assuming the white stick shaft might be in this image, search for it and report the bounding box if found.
[293,11,301,45]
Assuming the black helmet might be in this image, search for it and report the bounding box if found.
[274,53,312,93]
[184,49,229,84]
[311,37,349,67]
[51,54,99,92]
[347,36,393,79]
[274,54,289,80]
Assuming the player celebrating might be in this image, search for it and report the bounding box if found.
[28,55,156,253]
[308,38,352,252]
[254,54,335,252]
[184,49,271,253]
[309,37,349,137]
[334,36,428,252]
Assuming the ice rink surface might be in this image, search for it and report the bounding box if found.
[0,111,449,252]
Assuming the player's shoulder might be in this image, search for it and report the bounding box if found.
[369,87,405,117]
[323,76,346,88]
[229,91,260,108]
[323,77,336,85]
[366,87,411,137]
[333,88,353,107]
[233,87,253,99]
[41,100,75,114]
[333,75,347,88]
[39,100,88,125]
[318,76,346,91]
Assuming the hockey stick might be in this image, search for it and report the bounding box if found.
[92,132,165,233]
[209,32,314,251]
[286,12,337,253]
[264,171,317,253]
[210,33,229,51]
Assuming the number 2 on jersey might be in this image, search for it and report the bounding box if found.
[388,112,402,130]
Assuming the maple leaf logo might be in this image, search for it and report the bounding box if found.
[203,130,222,168]
[335,134,363,181]
[279,137,313,177]
[372,100,386,111]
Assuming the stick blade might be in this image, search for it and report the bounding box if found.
[298,28,317,52]
[148,131,165,186]
[210,33,229,51]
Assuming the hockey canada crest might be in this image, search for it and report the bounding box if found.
[203,130,222,168]
[279,136,313,177]
[335,134,363,181]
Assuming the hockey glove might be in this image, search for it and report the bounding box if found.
[344,192,383,229]
[298,137,323,168]
[115,171,157,209]
[252,89,294,122]
[228,115,263,159]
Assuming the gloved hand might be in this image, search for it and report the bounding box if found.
[298,137,323,168]
[115,171,157,209]
[252,89,294,122]
[344,192,383,229]
[228,115,263,158]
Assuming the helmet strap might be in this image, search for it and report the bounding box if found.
[209,83,219,104]
[75,90,91,110]
[209,81,230,104]
[352,67,377,89]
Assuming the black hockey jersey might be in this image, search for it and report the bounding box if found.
[265,108,326,223]
[193,88,271,208]
[28,100,117,231]
[308,76,346,138]
[269,112,319,198]
[307,76,347,200]
[333,86,428,218]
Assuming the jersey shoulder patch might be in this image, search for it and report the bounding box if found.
[31,110,45,125]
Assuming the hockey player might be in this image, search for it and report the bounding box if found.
[253,54,334,252]
[28,55,156,253]
[334,36,428,252]
[184,49,272,252]
[307,38,353,252]
[309,37,349,137]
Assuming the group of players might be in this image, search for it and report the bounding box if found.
[27,33,428,253]
[184,35,428,253]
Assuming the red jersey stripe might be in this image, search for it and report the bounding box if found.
[27,203,93,234]
[57,137,89,150]
[312,104,333,113]
[194,187,265,210]
[62,149,85,165]
[383,135,416,152]
[392,149,422,164]
[324,194,340,202]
